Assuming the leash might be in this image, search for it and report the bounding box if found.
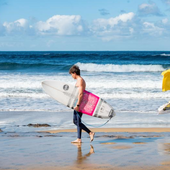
[75,111,112,128]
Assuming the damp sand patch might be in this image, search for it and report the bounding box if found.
[101,142,116,145]
[133,142,147,144]
[111,145,132,150]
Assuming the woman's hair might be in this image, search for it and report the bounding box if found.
[69,65,80,75]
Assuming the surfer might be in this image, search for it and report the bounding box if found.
[69,65,95,143]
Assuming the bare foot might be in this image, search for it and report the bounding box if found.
[71,139,82,143]
[89,132,95,142]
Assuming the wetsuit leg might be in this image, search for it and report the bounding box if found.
[73,110,91,139]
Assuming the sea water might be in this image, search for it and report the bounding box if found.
[0,51,170,130]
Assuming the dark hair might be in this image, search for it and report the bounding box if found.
[69,65,80,75]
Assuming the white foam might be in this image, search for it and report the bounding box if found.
[161,53,170,56]
[86,79,162,89]
[99,92,170,99]
[0,67,167,113]
[0,79,161,90]
[0,91,168,99]
[0,74,74,89]
[0,92,48,98]
[76,62,165,72]
[0,109,69,112]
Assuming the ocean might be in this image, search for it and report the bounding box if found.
[1,51,170,131]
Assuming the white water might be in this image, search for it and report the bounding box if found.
[0,62,170,130]
[76,62,165,72]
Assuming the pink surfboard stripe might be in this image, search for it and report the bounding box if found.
[79,90,99,116]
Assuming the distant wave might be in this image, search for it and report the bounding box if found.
[76,62,165,72]
[0,62,72,71]
[0,62,53,69]
[1,61,166,72]
[161,53,170,56]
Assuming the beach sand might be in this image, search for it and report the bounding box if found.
[1,128,170,170]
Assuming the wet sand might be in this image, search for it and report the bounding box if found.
[1,128,170,170]
[43,127,170,133]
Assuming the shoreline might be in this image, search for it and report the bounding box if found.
[2,111,170,132]
[42,127,170,133]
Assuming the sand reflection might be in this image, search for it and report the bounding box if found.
[72,143,94,165]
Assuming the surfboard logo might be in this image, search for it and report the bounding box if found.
[63,84,69,91]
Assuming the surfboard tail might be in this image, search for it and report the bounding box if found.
[108,109,115,118]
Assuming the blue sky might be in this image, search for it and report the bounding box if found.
[0,0,170,51]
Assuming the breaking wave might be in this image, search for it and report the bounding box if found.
[76,62,166,72]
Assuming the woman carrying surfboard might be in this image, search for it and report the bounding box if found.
[69,65,95,143]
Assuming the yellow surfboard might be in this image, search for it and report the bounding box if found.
[158,69,170,114]
[162,69,170,92]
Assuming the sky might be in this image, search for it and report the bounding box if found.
[0,0,170,51]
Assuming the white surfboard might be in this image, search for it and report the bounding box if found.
[158,102,170,114]
[42,81,115,119]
